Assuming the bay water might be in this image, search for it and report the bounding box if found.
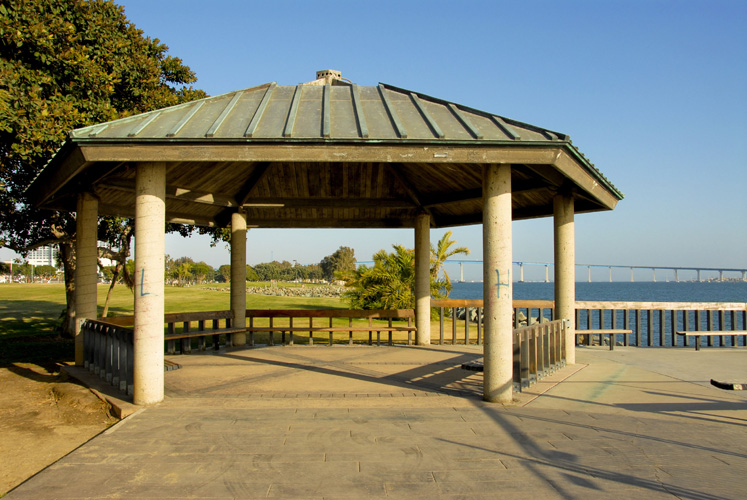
[450,280,747,303]
[448,280,746,346]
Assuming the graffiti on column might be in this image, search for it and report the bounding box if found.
[495,269,510,297]
[140,268,150,296]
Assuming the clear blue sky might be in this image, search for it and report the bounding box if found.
[3,0,745,281]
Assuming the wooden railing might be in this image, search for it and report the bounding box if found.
[244,309,415,346]
[99,309,416,354]
[82,319,134,396]
[431,299,747,349]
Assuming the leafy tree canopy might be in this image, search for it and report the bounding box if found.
[340,233,469,312]
[320,246,356,282]
[0,0,207,335]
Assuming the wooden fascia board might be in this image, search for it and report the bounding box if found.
[27,146,89,206]
[78,143,560,165]
[551,149,620,210]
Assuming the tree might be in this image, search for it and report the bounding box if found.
[341,245,416,310]
[320,246,356,282]
[0,0,207,335]
[217,264,231,283]
[340,235,469,312]
[191,261,213,284]
[431,231,470,291]
[33,264,56,279]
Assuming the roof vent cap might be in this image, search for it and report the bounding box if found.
[316,69,342,82]
[305,70,351,86]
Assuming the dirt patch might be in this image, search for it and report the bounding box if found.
[0,362,117,495]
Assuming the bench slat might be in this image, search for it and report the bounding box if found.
[165,328,245,341]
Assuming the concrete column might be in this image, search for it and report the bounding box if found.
[554,193,575,365]
[230,211,247,346]
[75,192,99,366]
[482,164,513,403]
[134,162,166,406]
[414,213,431,345]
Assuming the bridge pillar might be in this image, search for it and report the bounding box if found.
[743,271,746,282]
[133,162,166,406]
[652,268,656,282]
[719,270,724,282]
[230,211,247,346]
[554,192,575,365]
[414,212,431,345]
[675,269,679,282]
[74,192,99,366]
[609,266,613,283]
[519,263,524,283]
[587,266,591,283]
[697,270,702,282]
[630,267,635,282]
[460,262,464,283]
[545,265,549,283]
[482,164,513,403]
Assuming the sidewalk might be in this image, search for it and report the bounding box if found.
[6,345,746,499]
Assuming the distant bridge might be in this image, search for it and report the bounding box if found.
[357,260,747,283]
[465,261,747,283]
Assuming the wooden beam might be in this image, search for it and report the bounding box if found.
[231,217,416,229]
[98,203,217,227]
[215,162,272,226]
[242,197,415,209]
[96,178,238,207]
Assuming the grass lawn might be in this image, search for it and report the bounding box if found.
[0,282,346,366]
[0,283,470,366]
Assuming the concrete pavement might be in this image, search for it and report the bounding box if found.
[7,345,747,499]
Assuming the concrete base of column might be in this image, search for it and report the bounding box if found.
[133,162,165,406]
[74,193,98,366]
[414,213,431,345]
[554,193,576,365]
[482,164,513,404]
[231,211,247,346]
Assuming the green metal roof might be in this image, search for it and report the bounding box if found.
[29,74,623,229]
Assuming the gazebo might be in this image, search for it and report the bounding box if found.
[28,70,623,405]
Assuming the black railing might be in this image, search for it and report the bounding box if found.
[82,319,134,396]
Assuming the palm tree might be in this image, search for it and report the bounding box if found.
[431,231,470,288]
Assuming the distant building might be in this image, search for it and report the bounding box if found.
[27,245,59,268]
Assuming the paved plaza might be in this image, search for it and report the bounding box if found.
[6,345,746,499]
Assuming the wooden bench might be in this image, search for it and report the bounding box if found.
[245,325,417,346]
[575,329,633,350]
[676,331,747,351]
[165,327,246,353]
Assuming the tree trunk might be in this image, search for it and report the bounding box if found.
[58,241,76,338]
[101,263,121,317]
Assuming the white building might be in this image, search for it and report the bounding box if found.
[27,245,59,268]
